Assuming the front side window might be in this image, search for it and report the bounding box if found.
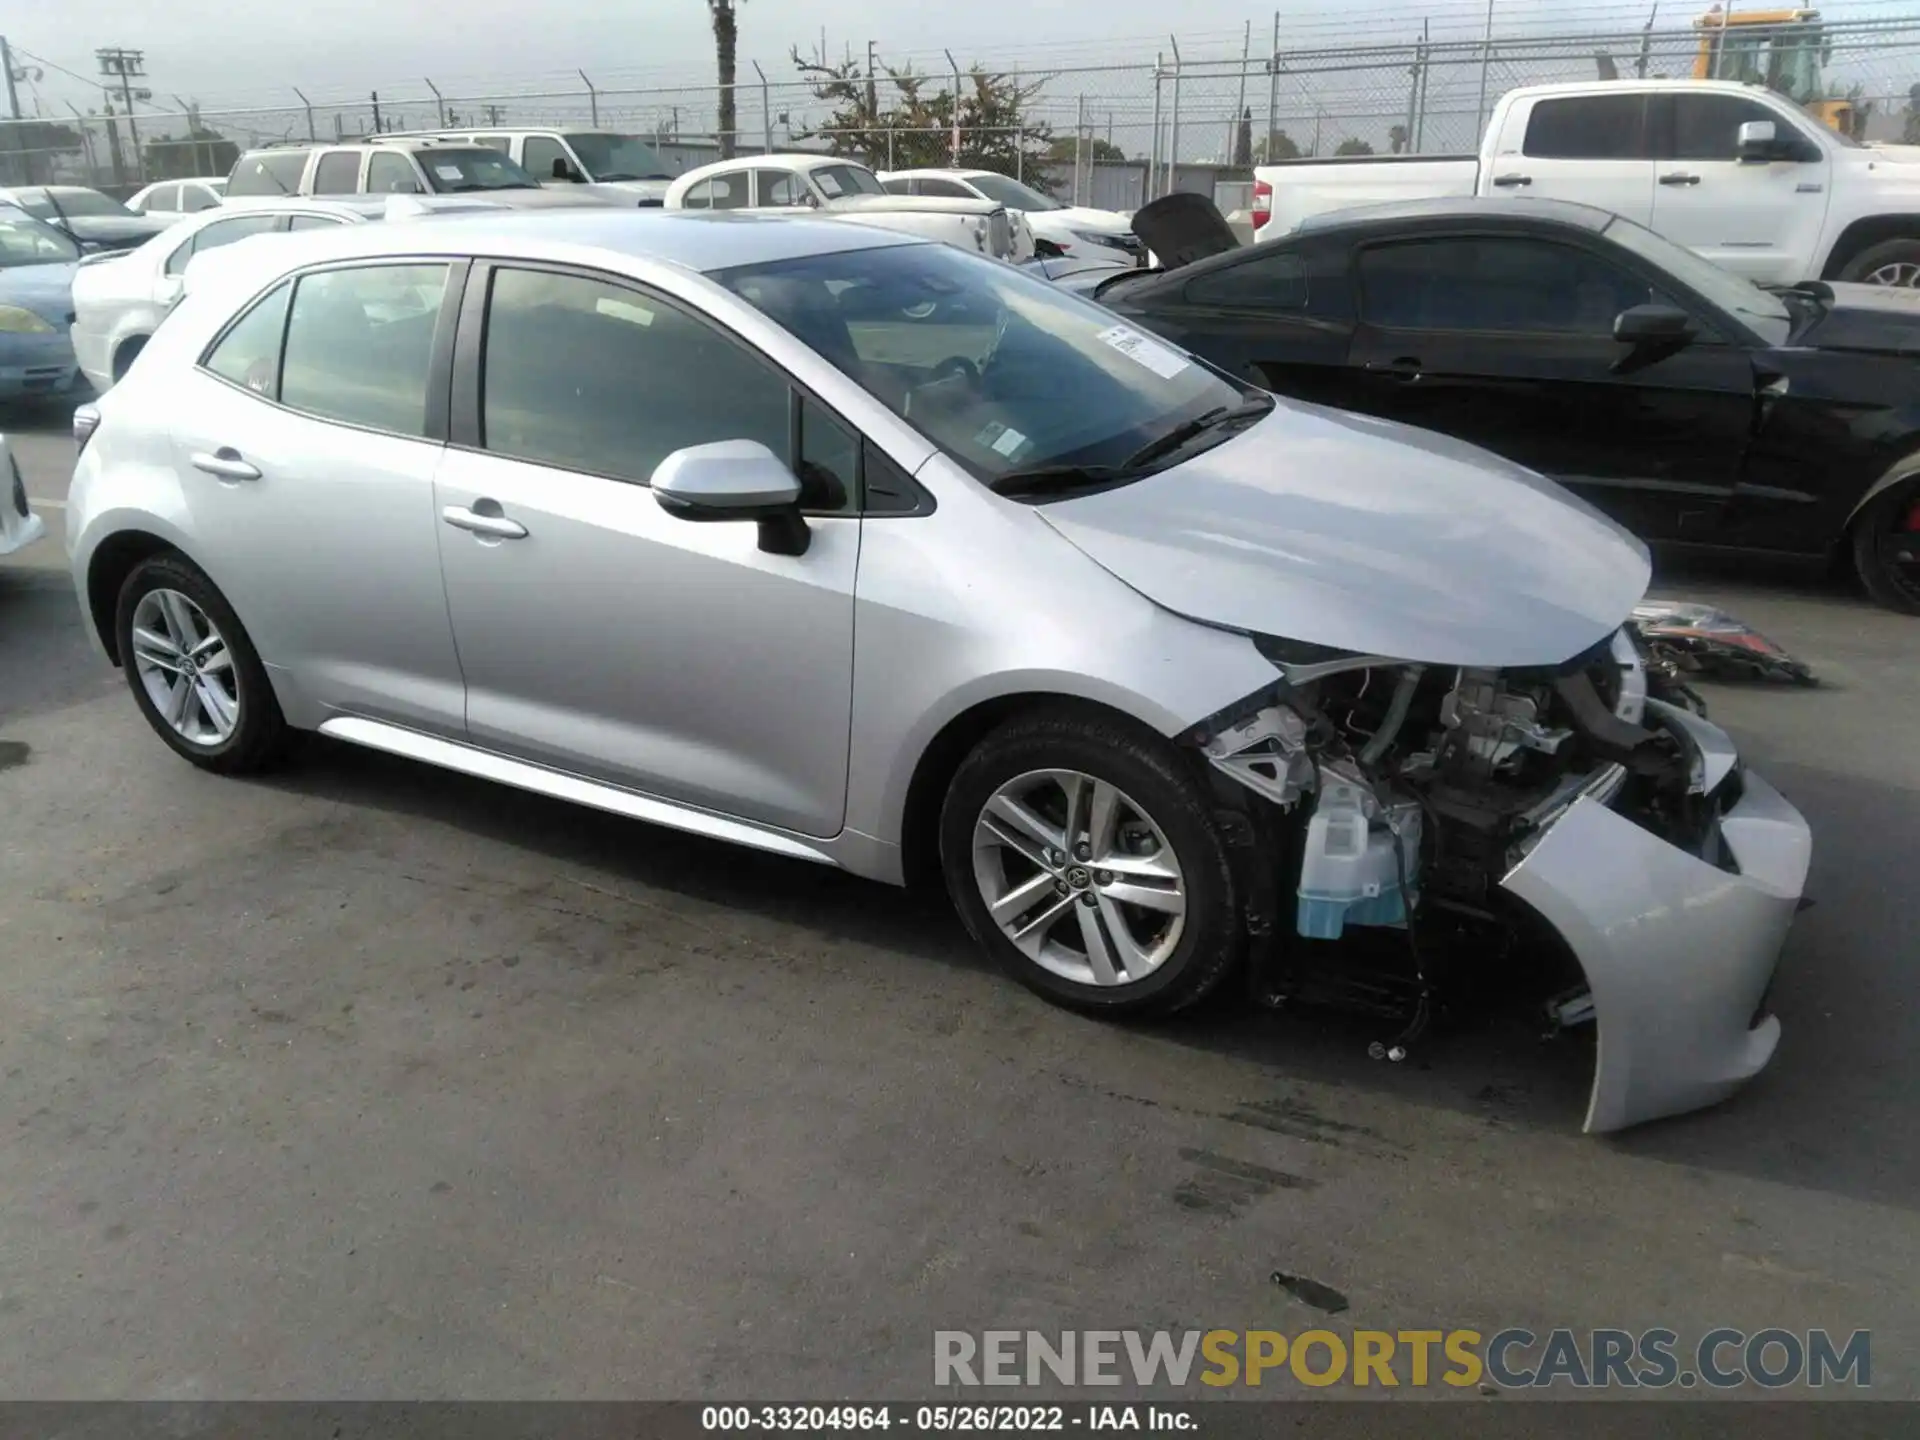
[916,177,976,199]
[717,242,1247,484]
[279,264,448,435]
[756,171,807,207]
[203,281,292,396]
[1358,236,1662,335]
[962,173,1063,212]
[365,153,421,194]
[43,188,133,218]
[1523,95,1651,160]
[480,267,788,485]
[1668,94,1806,161]
[522,136,568,179]
[227,150,310,197]
[311,151,362,195]
[165,214,282,277]
[287,214,347,231]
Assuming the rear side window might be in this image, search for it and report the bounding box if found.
[165,214,283,277]
[180,184,218,213]
[287,214,346,231]
[1359,236,1662,334]
[479,267,788,484]
[279,264,449,435]
[144,184,180,213]
[311,152,361,195]
[1522,95,1651,159]
[227,150,310,197]
[203,282,292,396]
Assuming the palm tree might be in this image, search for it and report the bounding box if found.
[710,0,740,158]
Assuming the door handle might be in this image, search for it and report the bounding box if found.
[1364,357,1423,382]
[1492,173,1531,188]
[441,503,528,540]
[190,448,261,482]
[1659,172,1701,186]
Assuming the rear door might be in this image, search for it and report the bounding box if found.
[1343,230,1756,542]
[165,259,468,733]
[1500,92,1656,225]
[1648,92,1832,284]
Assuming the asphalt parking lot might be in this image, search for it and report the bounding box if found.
[3,401,1919,1401]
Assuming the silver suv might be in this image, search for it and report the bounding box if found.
[224,139,615,211]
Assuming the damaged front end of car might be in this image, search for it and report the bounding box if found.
[1182,625,1813,1134]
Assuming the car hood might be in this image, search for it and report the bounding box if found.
[1793,281,1920,355]
[578,178,672,204]
[1127,192,1241,269]
[1035,400,1651,669]
[63,214,170,247]
[0,260,79,322]
[824,194,1000,217]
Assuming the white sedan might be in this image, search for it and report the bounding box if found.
[880,168,1143,264]
[126,177,229,222]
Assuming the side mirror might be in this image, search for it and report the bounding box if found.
[552,157,580,182]
[651,440,811,555]
[1614,303,1695,345]
[1736,120,1779,163]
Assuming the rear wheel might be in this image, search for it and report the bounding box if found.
[1852,481,1920,614]
[938,707,1242,1017]
[1837,238,1920,287]
[114,553,290,772]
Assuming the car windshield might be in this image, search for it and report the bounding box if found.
[1603,213,1792,343]
[964,173,1062,212]
[0,207,80,265]
[562,133,674,182]
[808,163,886,198]
[419,149,539,192]
[25,188,132,219]
[716,242,1252,486]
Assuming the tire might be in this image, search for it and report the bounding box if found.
[1850,480,1920,614]
[114,552,290,773]
[1836,238,1920,287]
[938,705,1242,1017]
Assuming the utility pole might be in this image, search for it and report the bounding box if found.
[866,40,878,123]
[1,37,21,120]
[1232,20,1249,168]
[96,48,149,180]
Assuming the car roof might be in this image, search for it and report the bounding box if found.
[677,153,843,182]
[1293,195,1617,235]
[206,208,920,277]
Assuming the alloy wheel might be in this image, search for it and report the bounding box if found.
[1864,261,1920,287]
[1873,494,1920,608]
[971,768,1186,988]
[130,588,241,746]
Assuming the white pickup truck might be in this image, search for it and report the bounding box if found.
[1255,78,1920,286]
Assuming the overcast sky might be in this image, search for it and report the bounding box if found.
[4,0,1908,118]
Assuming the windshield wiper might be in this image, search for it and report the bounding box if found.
[1118,397,1272,472]
[987,462,1125,498]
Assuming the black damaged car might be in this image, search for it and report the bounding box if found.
[1082,195,1920,612]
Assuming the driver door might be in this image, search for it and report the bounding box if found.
[1343,232,1758,543]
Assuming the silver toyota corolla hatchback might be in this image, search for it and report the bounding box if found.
[67,211,1813,1132]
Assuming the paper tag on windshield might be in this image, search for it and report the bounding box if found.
[815,171,843,196]
[1096,324,1189,379]
[434,164,464,181]
[974,421,1029,459]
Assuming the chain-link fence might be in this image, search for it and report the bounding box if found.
[6,15,1920,205]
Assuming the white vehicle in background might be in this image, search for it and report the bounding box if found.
[1255,77,1920,286]
[880,168,1144,264]
[126,178,228,221]
[1,436,45,557]
[664,154,1033,262]
[379,127,679,205]
[71,195,499,392]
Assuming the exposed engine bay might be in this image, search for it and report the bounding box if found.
[1184,624,1749,1067]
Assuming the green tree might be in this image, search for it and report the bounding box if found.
[143,106,239,181]
[790,51,1054,185]
[1334,136,1375,156]
[1046,134,1123,164]
[1254,130,1301,163]
[0,120,83,185]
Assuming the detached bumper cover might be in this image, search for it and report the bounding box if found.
[1502,762,1811,1134]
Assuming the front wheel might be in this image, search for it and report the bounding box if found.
[1836,238,1920,287]
[938,707,1243,1017]
[1851,480,1920,614]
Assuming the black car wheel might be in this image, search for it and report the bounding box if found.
[1851,481,1920,614]
[939,705,1243,1017]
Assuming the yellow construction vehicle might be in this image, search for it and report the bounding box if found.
[1694,6,1856,135]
